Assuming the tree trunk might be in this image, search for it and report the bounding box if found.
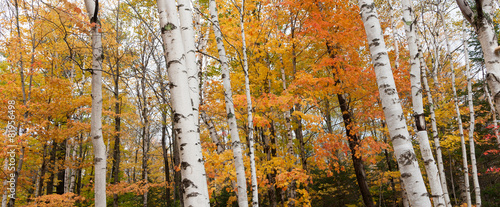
[158,62,171,206]
[463,22,481,206]
[46,141,57,194]
[178,0,201,125]
[326,42,374,207]
[457,0,500,121]
[140,67,149,207]
[83,1,107,205]
[337,93,375,207]
[208,0,249,206]
[157,0,210,205]
[111,49,121,207]
[357,1,431,206]
[419,46,451,207]
[402,0,446,205]
[239,1,259,205]
[64,140,71,194]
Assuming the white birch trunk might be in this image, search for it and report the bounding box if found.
[463,22,481,207]
[439,8,472,206]
[401,1,445,205]
[279,58,294,157]
[178,0,200,124]
[69,143,77,193]
[457,0,500,123]
[357,1,431,206]
[209,0,249,206]
[83,1,107,205]
[157,0,210,206]
[240,1,259,206]
[420,48,452,207]
[64,140,71,193]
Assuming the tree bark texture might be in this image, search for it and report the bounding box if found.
[357,1,431,206]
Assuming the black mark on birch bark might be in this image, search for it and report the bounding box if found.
[398,151,417,166]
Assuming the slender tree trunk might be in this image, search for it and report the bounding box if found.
[279,58,294,158]
[463,23,481,206]
[419,46,451,207]
[83,1,107,205]
[46,141,57,194]
[326,42,374,207]
[158,63,171,206]
[208,0,249,206]
[239,1,259,205]
[440,6,473,206]
[157,0,210,205]
[140,68,149,207]
[402,0,446,205]
[111,44,121,207]
[337,93,375,207]
[357,1,431,206]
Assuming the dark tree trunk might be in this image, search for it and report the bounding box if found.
[326,41,374,207]
[111,72,121,207]
[293,104,307,172]
[161,112,171,206]
[337,93,374,207]
[46,141,58,194]
[56,139,67,194]
[37,144,48,197]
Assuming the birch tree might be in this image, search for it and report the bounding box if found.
[83,0,107,206]
[357,0,431,206]
[419,47,451,206]
[401,0,446,205]
[178,0,200,123]
[157,0,210,206]
[209,0,249,206]
[239,0,259,205]
[456,0,500,120]
[441,5,474,205]
[463,21,481,207]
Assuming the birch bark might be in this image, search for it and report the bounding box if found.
[357,1,431,206]
[401,1,445,206]
[463,22,481,207]
[419,47,451,207]
[83,1,107,206]
[178,0,200,123]
[457,0,500,122]
[157,0,210,206]
[239,0,259,206]
[209,0,249,206]
[440,7,472,206]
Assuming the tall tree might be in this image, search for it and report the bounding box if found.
[357,0,431,206]
[463,21,481,207]
[208,0,249,206]
[239,0,259,206]
[402,0,446,205]
[83,0,107,206]
[156,0,210,206]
